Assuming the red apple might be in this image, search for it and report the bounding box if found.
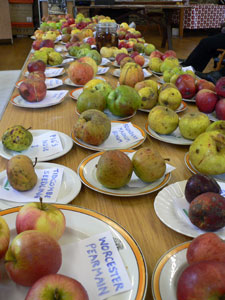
[27,71,46,81]
[5,230,62,286]
[187,233,225,265]
[40,39,54,49]
[19,79,47,102]
[0,216,10,259]
[134,54,145,66]
[177,261,225,300]
[162,50,177,61]
[115,53,129,65]
[175,74,196,99]
[32,40,42,50]
[130,51,139,59]
[86,36,96,45]
[25,274,89,300]
[216,76,225,97]
[118,40,127,49]
[215,98,225,120]
[195,88,218,113]
[16,198,66,241]
[196,79,216,92]
[67,18,75,25]
[27,60,46,73]
[149,50,163,59]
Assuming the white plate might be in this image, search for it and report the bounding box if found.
[151,70,163,76]
[145,124,192,145]
[0,205,147,300]
[112,58,149,68]
[16,78,63,89]
[63,76,106,87]
[152,242,190,300]
[182,97,195,103]
[10,90,68,109]
[69,87,83,100]
[75,106,137,121]
[24,67,65,78]
[139,101,187,114]
[112,68,152,78]
[0,130,73,162]
[154,180,225,238]
[71,121,146,151]
[0,163,81,210]
[77,150,171,197]
[54,44,67,52]
[206,111,218,122]
[184,152,225,182]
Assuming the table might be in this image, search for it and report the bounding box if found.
[77,2,190,49]
[0,47,197,299]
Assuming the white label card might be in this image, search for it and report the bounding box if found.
[60,231,132,300]
[45,68,64,77]
[0,168,63,203]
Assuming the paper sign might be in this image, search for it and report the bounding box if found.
[22,131,63,158]
[97,67,109,75]
[100,58,111,66]
[62,58,74,65]
[45,78,63,89]
[0,168,63,203]
[45,68,64,77]
[100,122,144,148]
[143,69,151,77]
[60,231,132,300]
[182,66,195,72]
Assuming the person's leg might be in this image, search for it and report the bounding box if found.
[183,33,225,72]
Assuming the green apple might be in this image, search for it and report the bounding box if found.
[149,57,163,73]
[206,120,225,135]
[77,89,106,113]
[107,85,141,117]
[87,49,102,65]
[144,43,156,56]
[158,87,182,110]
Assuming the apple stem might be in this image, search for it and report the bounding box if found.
[33,157,37,167]
[164,158,170,161]
[39,197,43,210]
[54,288,60,300]
[26,127,32,131]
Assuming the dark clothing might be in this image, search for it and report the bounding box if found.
[183,33,225,72]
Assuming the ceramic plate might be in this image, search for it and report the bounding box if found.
[47,57,74,68]
[206,111,218,122]
[71,121,146,151]
[75,106,136,121]
[54,44,67,52]
[63,76,106,87]
[112,58,149,69]
[182,97,195,103]
[0,163,81,210]
[139,101,187,114]
[152,242,190,300]
[151,70,163,76]
[154,180,225,238]
[77,150,171,197]
[16,78,63,89]
[69,88,83,100]
[10,90,68,109]
[145,124,192,145]
[24,67,65,78]
[112,69,152,78]
[0,205,147,300]
[0,130,73,162]
[184,152,225,182]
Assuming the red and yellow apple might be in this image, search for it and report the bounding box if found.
[195,88,218,113]
[0,216,10,260]
[67,61,94,85]
[19,79,47,102]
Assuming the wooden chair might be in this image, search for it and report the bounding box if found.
[214,49,225,70]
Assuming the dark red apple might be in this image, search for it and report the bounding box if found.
[86,37,96,45]
[196,79,216,92]
[189,192,225,231]
[215,98,225,120]
[187,233,225,265]
[19,79,47,102]
[162,50,177,61]
[216,76,225,97]
[130,51,139,59]
[118,40,127,49]
[175,74,196,99]
[115,53,129,65]
[32,40,42,50]
[27,71,46,81]
[67,18,75,25]
[195,89,218,113]
[40,39,54,49]
[177,261,225,300]
[27,60,46,73]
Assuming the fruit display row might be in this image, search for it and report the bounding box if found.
[1,11,225,300]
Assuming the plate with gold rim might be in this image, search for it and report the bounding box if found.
[151,242,190,300]
[184,152,225,182]
[77,150,171,197]
[71,121,146,151]
[145,124,192,145]
[139,101,187,114]
[0,205,148,300]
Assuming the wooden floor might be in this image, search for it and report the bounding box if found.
[0,28,214,71]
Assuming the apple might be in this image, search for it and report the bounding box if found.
[19,79,47,102]
[177,260,225,300]
[39,39,54,49]
[16,198,66,241]
[0,216,10,259]
[149,50,163,59]
[134,54,145,66]
[25,274,89,300]
[187,233,225,265]
[86,36,96,45]
[118,40,127,49]
[175,74,196,99]
[27,71,46,81]
[196,79,216,92]
[27,60,46,73]
[32,40,42,50]
[215,98,225,120]
[130,51,139,59]
[115,53,129,65]
[216,76,225,97]
[5,230,62,286]
[162,50,177,61]
[195,89,218,113]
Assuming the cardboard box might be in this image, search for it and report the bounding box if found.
[9,3,33,23]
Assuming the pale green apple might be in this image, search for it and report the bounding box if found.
[158,87,182,110]
[149,57,163,73]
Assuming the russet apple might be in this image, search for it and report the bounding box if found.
[0,216,10,259]
[25,274,89,300]
[177,261,225,300]
[27,60,46,73]
[19,79,47,102]
[175,74,196,99]
[196,79,216,92]
[67,61,94,85]
[216,76,225,97]
[216,98,225,120]
[16,198,66,241]
[5,230,62,286]
[195,88,218,113]
[187,232,225,265]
